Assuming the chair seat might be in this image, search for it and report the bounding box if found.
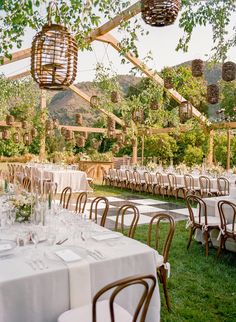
[194,216,220,226]
[226,224,236,234]
[58,300,133,322]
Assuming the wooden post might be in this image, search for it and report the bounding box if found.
[207,129,214,166]
[132,137,138,165]
[141,135,144,166]
[39,89,47,162]
[226,128,231,171]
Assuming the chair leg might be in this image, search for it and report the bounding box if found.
[204,231,209,257]
[187,228,194,250]
[216,236,224,258]
[160,267,171,311]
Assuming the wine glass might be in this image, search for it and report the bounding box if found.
[31,232,39,249]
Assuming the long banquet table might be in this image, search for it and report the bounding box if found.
[0,209,162,322]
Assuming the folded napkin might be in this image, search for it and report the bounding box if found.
[92,232,121,241]
[68,260,92,308]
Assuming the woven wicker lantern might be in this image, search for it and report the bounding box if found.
[31,2,78,91]
[107,117,116,132]
[107,130,116,139]
[179,101,192,122]
[111,91,120,103]
[53,118,59,129]
[76,136,85,147]
[141,0,180,27]
[222,61,236,82]
[23,133,31,146]
[46,119,54,131]
[76,114,83,126]
[2,129,9,140]
[90,95,100,108]
[22,121,27,129]
[6,115,15,126]
[150,101,159,110]
[112,144,120,154]
[132,109,144,123]
[31,128,37,138]
[207,84,219,104]
[191,59,204,77]
[164,77,173,89]
[65,130,74,141]
[13,132,20,143]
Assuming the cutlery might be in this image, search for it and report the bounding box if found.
[25,260,37,270]
[56,238,68,245]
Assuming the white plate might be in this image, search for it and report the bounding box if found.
[0,240,17,254]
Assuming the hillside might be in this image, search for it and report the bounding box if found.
[48,61,223,125]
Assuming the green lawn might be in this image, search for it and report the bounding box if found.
[94,184,236,322]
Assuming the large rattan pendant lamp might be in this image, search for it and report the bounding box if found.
[141,0,180,27]
[31,2,78,90]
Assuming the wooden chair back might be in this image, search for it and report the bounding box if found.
[115,204,140,238]
[185,194,207,226]
[75,192,88,214]
[155,172,165,186]
[147,213,176,263]
[133,170,142,185]
[199,175,211,194]
[218,200,236,236]
[89,196,109,226]
[167,173,177,188]
[92,274,156,322]
[60,186,72,209]
[184,174,195,190]
[217,177,230,195]
[144,171,153,185]
[22,177,31,191]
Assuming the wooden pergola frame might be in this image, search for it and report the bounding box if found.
[2,1,232,168]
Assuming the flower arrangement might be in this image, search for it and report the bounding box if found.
[205,164,224,177]
[8,194,35,223]
[175,163,189,175]
[146,162,157,172]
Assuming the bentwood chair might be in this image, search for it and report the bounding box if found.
[115,205,140,239]
[75,192,87,214]
[89,196,109,227]
[217,200,236,258]
[22,177,31,191]
[217,177,230,196]
[199,175,219,197]
[60,187,72,209]
[133,171,145,192]
[101,167,110,186]
[167,173,185,199]
[144,171,156,194]
[147,213,175,311]
[154,172,169,197]
[57,274,156,322]
[185,195,220,256]
[125,170,135,191]
[183,174,201,197]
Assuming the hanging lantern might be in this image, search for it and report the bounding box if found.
[179,101,192,122]
[31,2,78,90]
[92,138,100,149]
[53,118,59,129]
[111,91,120,103]
[132,109,144,123]
[61,127,67,136]
[65,130,74,141]
[76,114,83,126]
[90,95,100,108]
[76,136,85,147]
[207,84,219,104]
[191,59,204,77]
[107,117,116,131]
[6,115,15,126]
[112,144,120,154]
[2,129,9,140]
[22,121,27,129]
[222,61,236,82]
[141,0,180,27]
[31,128,37,138]
[164,77,173,89]
[23,133,32,146]
[150,101,159,110]
[46,119,54,131]
[13,132,20,143]
[107,130,116,139]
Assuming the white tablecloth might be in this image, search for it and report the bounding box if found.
[28,164,91,193]
[0,228,161,322]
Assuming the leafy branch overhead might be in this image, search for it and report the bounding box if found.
[0,1,236,61]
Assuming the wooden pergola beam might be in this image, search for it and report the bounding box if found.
[0,48,31,66]
[58,124,122,134]
[95,33,207,123]
[7,70,31,80]
[0,121,22,127]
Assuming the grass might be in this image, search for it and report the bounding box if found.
[94,184,236,322]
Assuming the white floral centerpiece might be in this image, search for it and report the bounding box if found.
[175,163,189,175]
[146,162,157,172]
[205,164,224,177]
[8,194,35,223]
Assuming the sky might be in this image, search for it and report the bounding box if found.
[1,9,236,83]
